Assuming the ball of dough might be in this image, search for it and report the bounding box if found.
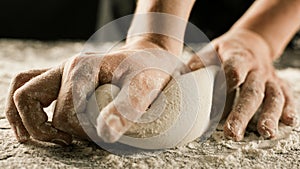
[86,66,218,149]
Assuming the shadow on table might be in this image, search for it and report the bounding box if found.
[275,49,300,69]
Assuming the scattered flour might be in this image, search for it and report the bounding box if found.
[0,39,299,168]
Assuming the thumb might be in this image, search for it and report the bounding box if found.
[96,69,170,143]
[187,43,220,71]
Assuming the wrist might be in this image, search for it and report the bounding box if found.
[126,12,190,57]
[229,0,300,60]
[125,34,183,56]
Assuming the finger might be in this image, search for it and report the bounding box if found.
[187,44,219,71]
[52,56,102,139]
[280,81,299,126]
[222,89,237,121]
[52,53,130,141]
[224,71,265,141]
[5,69,48,143]
[13,66,72,146]
[257,81,285,138]
[223,54,253,92]
[96,69,170,143]
[187,54,205,71]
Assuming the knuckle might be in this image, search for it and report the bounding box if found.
[12,72,25,81]
[224,57,249,89]
[13,87,27,105]
[272,90,284,103]
[67,55,92,74]
[68,56,95,80]
[244,86,261,96]
[267,82,285,103]
[10,69,47,91]
[232,49,253,59]
[220,40,253,59]
[11,71,29,86]
[69,55,85,68]
[68,59,84,75]
[218,40,237,53]
[242,83,264,100]
[225,64,240,85]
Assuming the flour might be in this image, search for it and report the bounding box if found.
[1,40,300,168]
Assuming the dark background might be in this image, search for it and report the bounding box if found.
[0,0,99,40]
[0,0,256,40]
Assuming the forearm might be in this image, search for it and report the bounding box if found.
[126,0,195,56]
[231,0,300,59]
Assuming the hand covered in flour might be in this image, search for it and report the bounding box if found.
[5,39,182,145]
[188,29,298,141]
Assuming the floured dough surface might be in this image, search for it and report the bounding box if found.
[87,66,219,149]
[125,76,182,138]
[87,81,181,138]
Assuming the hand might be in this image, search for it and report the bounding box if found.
[5,40,182,145]
[189,29,299,141]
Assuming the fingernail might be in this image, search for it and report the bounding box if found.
[287,114,299,127]
[189,62,200,70]
[261,129,271,138]
[96,113,123,143]
[260,119,276,138]
[224,120,243,141]
[51,139,69,146]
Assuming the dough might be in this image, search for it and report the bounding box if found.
[86,66,219,149]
